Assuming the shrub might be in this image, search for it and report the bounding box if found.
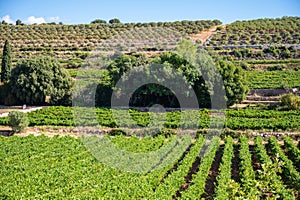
[267,65,284,71]
[281,93,300,110]
[216,26,223,31]
[8,111,28,133]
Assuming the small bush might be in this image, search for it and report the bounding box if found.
[216,26,223,31]
[267,65,284,71]
[9,111,28,133]
[281,93,300,110]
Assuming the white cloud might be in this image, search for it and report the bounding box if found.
[48,16,60,22]
[24,16,46,24]
[0,15,14,24]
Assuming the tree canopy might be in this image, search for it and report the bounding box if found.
[217,60,249,105]
[91,19,107,24]
[109,18,121,24]
[96,40,248,108]
[9,57,72,105]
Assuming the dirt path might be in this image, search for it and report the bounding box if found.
[0,126,110,138]
[189,26,219,45]
[201,144,224,199]
[0,106,45,118]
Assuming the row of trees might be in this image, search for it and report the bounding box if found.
[0,19,221,63]
[1,18,121,26]
[91,18,121,24]
[1,40,248,107]
[0,19,63,26]
[214,46,298,60]
[209,17,300,46]
[94,40,248,108]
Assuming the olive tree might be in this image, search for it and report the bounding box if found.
[109,18,121,24]
[91,19,107,24]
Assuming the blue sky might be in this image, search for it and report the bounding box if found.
[0,0,299,25]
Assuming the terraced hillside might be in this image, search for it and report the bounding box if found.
[206,17,300,61]
[0,20,221,68]
[208,17,300,46]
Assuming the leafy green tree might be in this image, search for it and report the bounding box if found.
[96,53,148,106]
[9,57,72,105]
[159,42,248,107]
[217,60,249,106]
[216,26,223,31]
[109,18,121,24]
[15,19,22,25]
[91,19,107,24]
[1,40,12,83]
[96,40,247,108]
[281,93,300,110]
[1,20,8,25]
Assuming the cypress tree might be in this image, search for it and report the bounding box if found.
[1,40,12,83]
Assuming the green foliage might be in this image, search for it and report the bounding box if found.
[176,39,197,61]
[15,19,22,25]
[217,60,249,105]
[0,81,16,105]
[281,93,300,110]
[245,59,300,65]
[226,109,300,130]
[111,134,175,153]
[109,18,121,24]
[1,40,12,83]
[96,41,247,108]
[96,53,148,107]
[214,136,234,199]
[216,26,223,31]
[254,136,294,198]
[1,20,8,25]
[1,107,299,131]
[9,57,72,105]
[268,137,300,191]
[0,135,189,198]
[0,134,299,199]
[90,19,107,24]
[175,40,222,106]
[8,111,28,133]
[0,19,220,63]
[266,65,284,71]
[283,136,300,168]
[180,137,220,199]
[157,50,213,108]
[209,17,300,46]
[217,46,298,60]
[246,71,300,89]
[237,135,261,198]
[153,135,205,198]
[262,46,296,59]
